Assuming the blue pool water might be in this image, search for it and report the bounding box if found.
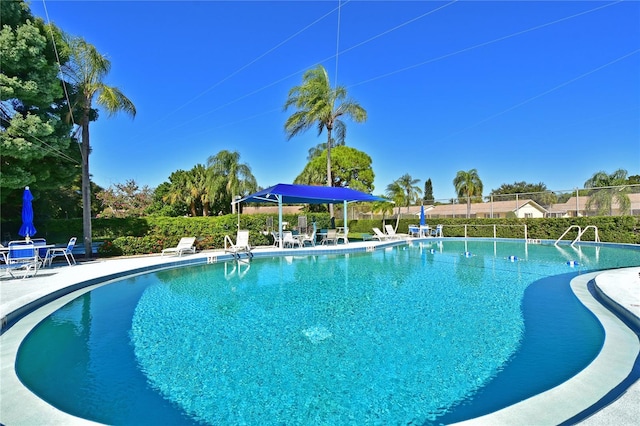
[16,241,640,425]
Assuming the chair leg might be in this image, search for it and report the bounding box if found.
[65,252,76,265]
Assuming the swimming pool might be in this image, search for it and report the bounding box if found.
[14,240,640,424]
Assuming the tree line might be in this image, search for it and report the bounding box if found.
[92,166,638,220]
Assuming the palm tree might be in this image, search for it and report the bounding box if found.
[371,198,394,227]
[453,169,483,219]
[385,181,404,205]
[584,169,630,215]
[394,174,422,212]
[284,65,367,216]
[385,174,421,231]
[206,150,257,214]
[62,36,136,258]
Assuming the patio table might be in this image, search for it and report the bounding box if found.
[419,225,431,237]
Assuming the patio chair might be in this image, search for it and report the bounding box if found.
[224,230,253,258]
[271,231,281,247]
[282,231,302,248]
[300,223,317,247]
[161,237,196,257]
[321,229,339,245]
[46,237,77,266]
[1,241,41,279]
[419,225,431,238]
[385,224,408,239]
[431,224,444,237]
[298,216,308,235]
[336,227,349,244]
[372,227,390,241]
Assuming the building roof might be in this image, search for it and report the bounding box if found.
[424,199,547,216]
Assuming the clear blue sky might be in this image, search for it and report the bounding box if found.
[30,0,639,200]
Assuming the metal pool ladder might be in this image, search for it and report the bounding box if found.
[555,225,600,247]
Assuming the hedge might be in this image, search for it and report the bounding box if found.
[1,214,638,258]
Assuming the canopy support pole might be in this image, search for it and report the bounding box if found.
[277,195,283,249]
[343,200,348,242]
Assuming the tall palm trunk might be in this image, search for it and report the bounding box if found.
[81,109,92,259]
[326,127,334,218]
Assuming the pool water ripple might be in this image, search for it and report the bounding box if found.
[131,246,526,424]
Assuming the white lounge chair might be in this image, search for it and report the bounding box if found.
[372,227,390,241]
[385,224,408,239]
[224,230,253,258]
[162,237,196,257]
[46,237,77,266]
[431,224,444,237]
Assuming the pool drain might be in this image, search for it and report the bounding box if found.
[302,326,332,343]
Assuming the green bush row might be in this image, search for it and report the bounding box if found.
[362,216,639,243]
[95,214,337,256]
[2,214,638,257]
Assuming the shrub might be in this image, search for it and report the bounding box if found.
[97,240,122,257]
[8,213,638,258]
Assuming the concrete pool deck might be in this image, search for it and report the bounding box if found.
[1,241,638,425]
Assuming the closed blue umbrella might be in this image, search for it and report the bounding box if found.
[420,204,426,226]
[18,186,37,239]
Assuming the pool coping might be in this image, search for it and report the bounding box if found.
[1,239,638,425]
[452,268,640,425]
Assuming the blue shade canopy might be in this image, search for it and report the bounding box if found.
[420,205,426,226]
[238,184,387,205]
[18,186,37,237]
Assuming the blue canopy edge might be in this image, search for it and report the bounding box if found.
[238,183,386,205]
